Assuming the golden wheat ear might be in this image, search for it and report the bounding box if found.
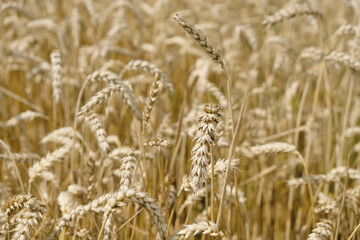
[173,14,224,67]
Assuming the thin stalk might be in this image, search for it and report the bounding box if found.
[0,85,43,112]
[118,208,144,232]
[221,64,235,135]
[335,154,351,239]
[0,139,25,192]
[347,222,360,240]
[98,210,111,240]
[216,88,248,226]
[211,144,215,221]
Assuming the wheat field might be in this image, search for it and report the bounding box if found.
[1,0,360,239]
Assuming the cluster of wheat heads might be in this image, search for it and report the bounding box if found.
[1,0,360,239]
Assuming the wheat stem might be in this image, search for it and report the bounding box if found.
[216,88,248,226]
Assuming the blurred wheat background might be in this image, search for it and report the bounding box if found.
[0,0,360,239]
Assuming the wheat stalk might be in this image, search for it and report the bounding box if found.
[0,153,41,162]
[71,8,80,49]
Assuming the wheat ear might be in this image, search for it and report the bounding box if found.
[122,59,174,94]
[85,112,110,154]
[248,142,298,157]
[28,144,72,187]
[49,193,111,239]
[175,221,227,240]
[4,194,46,240]
[189,104,220,192]
[143,72,161,125]
[144,138,170,148]
[102,188,167,240]
[50,50,63,104]
[5,110,47,127]
[173,14,223,66]
[324,51,360,72]
[76,83,141,120]
[262,4,322,26]
[307,219,333,240]
[86,70,119,84]
[41,127,83,145]
[118,151,137,191]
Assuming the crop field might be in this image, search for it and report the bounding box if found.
[1,0,360,239]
